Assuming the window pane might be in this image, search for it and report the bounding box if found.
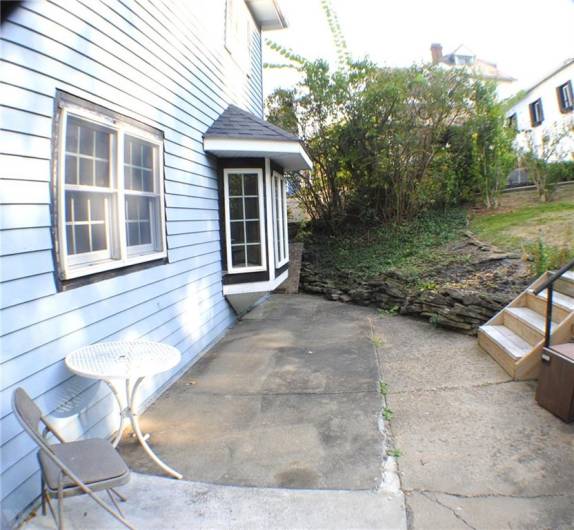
[66,192,88,221]
[95,131,109,159]
[244,198,259,219]
[127,222,140,247]
[65,155,78,185]
[66,122,79,153]
[229,174,242,196]
[140,222,151,245]
[230,198,244,220]
[245,221,260,243]
[132,143,142,166]
[231,246,246,267]
[79,158,94,186]
[124,137,156,192]
[125,196,154,248]
[230,221,244,244]
[95,160,109,187]
[79,126,94,156]
[243,174,258,195]
[142,169,153,192]
[74,225,90,254]
[246,245,261,266]
[142,144,153,169]
[91,224,107,251]
[90,195,105,221]
[66,225,75,254]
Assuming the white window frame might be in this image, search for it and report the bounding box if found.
[223,168,267,274]
[56,104,167,280]
[272,171,289,268]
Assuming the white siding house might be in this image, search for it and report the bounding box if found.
[0,1,309,528]
[507,59,574,162]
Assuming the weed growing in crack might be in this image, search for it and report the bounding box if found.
[379,381,389,395]
[387,448,402,458]
[371,335,384,348]
[383,407,394,421]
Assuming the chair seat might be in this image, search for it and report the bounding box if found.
[39,438,129,492]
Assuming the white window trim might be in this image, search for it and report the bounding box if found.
[223,168,267,274]
[57,105,167,280]
[272,171,289,268]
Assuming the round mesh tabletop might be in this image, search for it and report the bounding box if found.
[65,341,181,380]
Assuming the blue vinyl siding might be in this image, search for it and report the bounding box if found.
[0,0,263,526]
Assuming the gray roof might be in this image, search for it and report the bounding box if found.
[204,105,300,143]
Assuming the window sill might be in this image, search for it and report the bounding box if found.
[226,264,267,275]
[57,255,168,292]
[60,250,167,281]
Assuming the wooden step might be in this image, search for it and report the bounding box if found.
[525,292,569,322]
[536,289,574,312]
[555,272,574,298]
[479,325,531,360]
[504,307,547,345]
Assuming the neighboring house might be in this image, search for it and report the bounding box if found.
[506,58,574,168]
[0,1,309,527]
[430,43,516,98]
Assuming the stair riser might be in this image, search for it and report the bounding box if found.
[525,293,569,322]
[503,312,544,346]
[478,330,517,377]
[554,278,574,298]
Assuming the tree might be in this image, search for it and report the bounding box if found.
[520,119,574,202]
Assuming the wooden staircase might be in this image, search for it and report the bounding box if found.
[478,271,574,380]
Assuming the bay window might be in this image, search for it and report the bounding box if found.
[223,168,266,273]
[272,171,288,268]
[56,102,166,280]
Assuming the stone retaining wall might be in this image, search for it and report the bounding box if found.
[300,261,526,335]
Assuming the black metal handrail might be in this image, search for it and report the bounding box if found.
[533,257,574,347]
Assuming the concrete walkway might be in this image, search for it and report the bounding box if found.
[23,295,573,529]
[372,314,574,530]
[25,295,405,530]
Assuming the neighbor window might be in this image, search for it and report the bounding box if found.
[223,168,266,273]
[529,98,544,127]
[507,113,518,130]
[557,81,573,113]
[272,171,288,268]
[57,103,166,280]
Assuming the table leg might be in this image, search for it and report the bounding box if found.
[125,377,183,480]
[105,381,127,448]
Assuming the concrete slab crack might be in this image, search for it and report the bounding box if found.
[419,491,477,530]
[409,488,573,500]
[388,378,514,396]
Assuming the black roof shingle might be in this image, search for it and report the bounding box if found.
[204,105,300,142]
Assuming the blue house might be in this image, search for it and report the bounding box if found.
[0,1,310,527]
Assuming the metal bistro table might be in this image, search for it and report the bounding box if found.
[65,341,183,479]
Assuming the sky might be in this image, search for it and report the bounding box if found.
[262,0,574,98]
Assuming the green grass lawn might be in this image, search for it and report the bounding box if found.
[470,201,574,269]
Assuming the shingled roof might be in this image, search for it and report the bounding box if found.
[204,105,299,142]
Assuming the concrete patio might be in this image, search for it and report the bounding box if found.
[23,294,573,529]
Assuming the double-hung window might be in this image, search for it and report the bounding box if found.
[557,81,573,113]
[223,168,266,273]
[529,98,544,127]
[56,102,166,280]
[272,171,288,268]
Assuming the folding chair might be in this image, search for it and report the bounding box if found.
[12,388,135,530]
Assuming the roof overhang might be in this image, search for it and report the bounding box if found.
[244,0,287,31]
[204,137,312,171]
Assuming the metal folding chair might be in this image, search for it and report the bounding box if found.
[12,388,135,530]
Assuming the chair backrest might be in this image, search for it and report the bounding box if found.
[12,387,44,439]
